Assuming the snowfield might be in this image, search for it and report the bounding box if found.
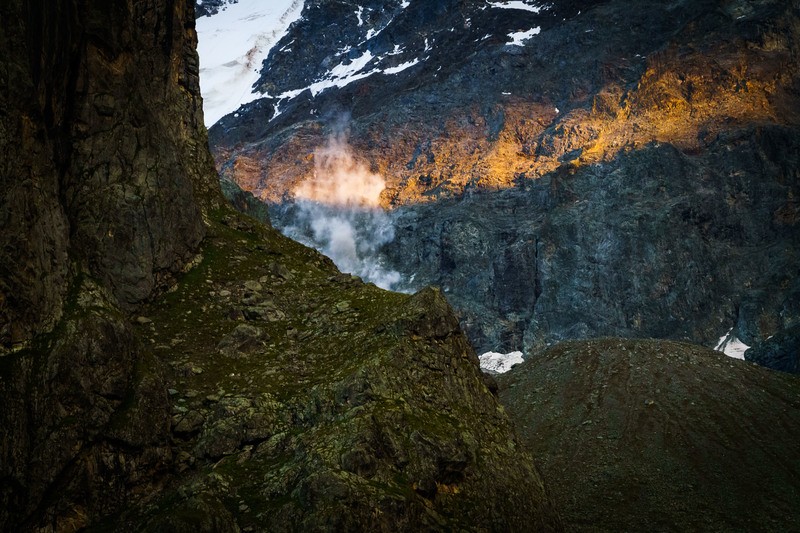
[479,351,525,373]
[715,328,750,360]
[196,0,305,127]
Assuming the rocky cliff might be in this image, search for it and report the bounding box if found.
[207,0,800,366]
[0,1,560,530]
[497,338,800,531]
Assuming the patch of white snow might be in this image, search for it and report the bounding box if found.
[384,58,421,75]
[714,328,750,360]
[506,27,541,46]
[479,351,525,373]
[488,1,543,13]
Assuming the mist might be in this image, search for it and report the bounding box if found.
[278,131,403,290]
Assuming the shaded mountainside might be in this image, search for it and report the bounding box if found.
[0,0,560,531]
[498,338,800,532]
[208,0,800,366]
[104,217,561,532]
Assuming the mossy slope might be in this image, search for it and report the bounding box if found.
[108,206,562,532]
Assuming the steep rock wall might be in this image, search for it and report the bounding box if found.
[0,0,219,352]
[0,0,218,528]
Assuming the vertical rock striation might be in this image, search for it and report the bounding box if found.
[0,0,218,528]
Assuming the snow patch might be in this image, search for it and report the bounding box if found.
[507,27,541,46]
[268,51,425,117]
[196,0,305,127]
[479,351,525,373]
[714,328,750,360]
[384,58,421,75]
[488,1,543,13]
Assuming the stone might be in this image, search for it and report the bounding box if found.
[174,410,206,436]
[243,280,263,293]
[217,324,269,357]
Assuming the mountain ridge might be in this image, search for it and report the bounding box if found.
[205,0,800,367]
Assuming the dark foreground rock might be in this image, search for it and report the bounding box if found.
[101,219,562,532]
[497,338,800,532]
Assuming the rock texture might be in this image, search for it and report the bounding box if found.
[1,0,219,528]
[384,128,800,354]
[208,0,800,366]
[0,1,561,530]
[497,338,800,532]
[746,323,800,374]
[109,217,561,532]
[0,0,219,352]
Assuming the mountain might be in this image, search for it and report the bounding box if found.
[0,1,560,530]
[497,338,800,531]
[203,0,800,371]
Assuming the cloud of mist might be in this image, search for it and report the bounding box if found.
[280,129,403,290]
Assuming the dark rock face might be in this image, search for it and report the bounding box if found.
[387,127,800,353]
[497,338,800,532]
[208,0,800,369]
[1,0,219,528]
[195,0,238,18]
[0,0,218,352]
[746,323,800,374]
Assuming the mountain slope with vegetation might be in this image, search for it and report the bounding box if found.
[498,338,800,531]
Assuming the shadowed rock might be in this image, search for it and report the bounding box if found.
[498,338,800,532]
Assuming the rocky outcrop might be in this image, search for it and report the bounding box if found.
[1,0,219,528]
[195,0,239,18]
[0,1,562,530]
[0,0,219,352]
[385,126,800,354]
[497,338,800,532]
[107,221,561,531]
[209,0,800,367]
[746,323,800,374]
